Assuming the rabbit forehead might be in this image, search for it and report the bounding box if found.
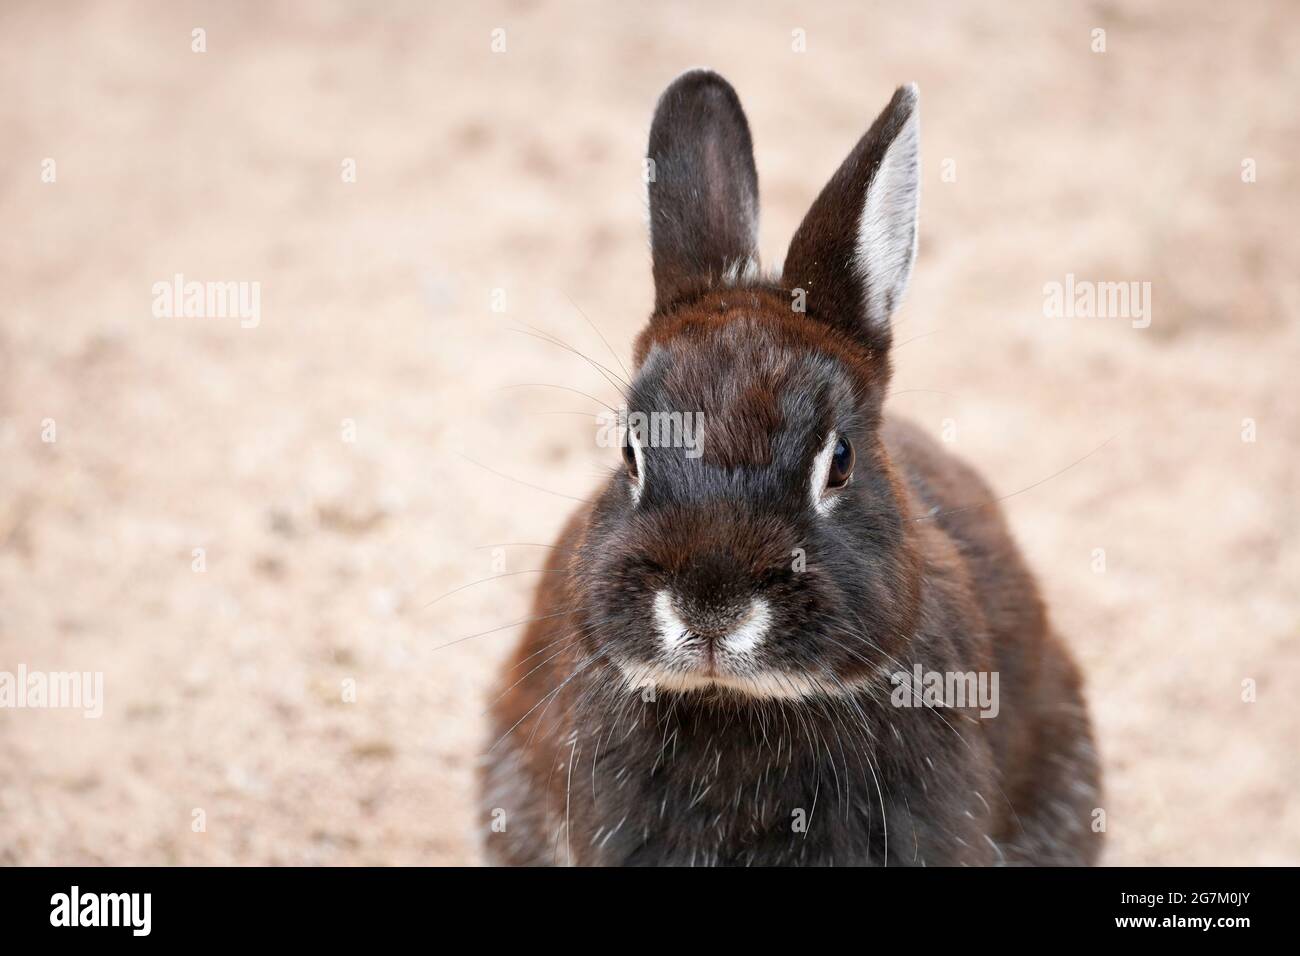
[634,288,884,386]
[630,316,859,472]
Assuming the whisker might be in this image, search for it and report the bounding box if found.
[561,290,632,383]
[893,328,942,349]
[431,607,578,652]
[489,651,602,754]
[889,388,953,398]
[481,636,585,715]
[912,433,1118,521]
[498,383,617,412]
[457,453,590,503]
[507,323,630,394]
[421,567,569,609]
[474,542,575,553]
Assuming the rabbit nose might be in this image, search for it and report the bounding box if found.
[653,590,732,642]
[676,593,760,639]
[653,590,737,643]
[652,590,773,658]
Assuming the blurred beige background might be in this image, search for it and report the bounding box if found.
[1,0,1297,865]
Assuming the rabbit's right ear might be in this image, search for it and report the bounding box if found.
[647,70,760,314]
[782,85,920,353]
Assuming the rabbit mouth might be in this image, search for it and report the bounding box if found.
[608,589,862,701]
[616,659,847,702]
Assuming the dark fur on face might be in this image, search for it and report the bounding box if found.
[481,70,1102,866]
[577,290,921,699]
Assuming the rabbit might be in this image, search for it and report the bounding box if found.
[480,70,1102,866]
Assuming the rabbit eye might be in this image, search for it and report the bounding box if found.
[622,426,646,505]
[827,436,854,488]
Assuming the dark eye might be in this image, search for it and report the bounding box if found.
[622,436,639,478]
[828,436,853,489]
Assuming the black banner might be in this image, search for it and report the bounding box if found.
[0,866,1277,941]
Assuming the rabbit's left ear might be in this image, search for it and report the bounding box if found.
[782,84,919,351]
[647,70,760,314]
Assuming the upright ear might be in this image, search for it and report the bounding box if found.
[647,70,760,313]
[782,84,920,351]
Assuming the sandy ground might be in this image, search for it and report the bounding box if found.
[1,0,1297,866]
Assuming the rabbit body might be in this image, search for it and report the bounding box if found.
[480,72,1101,866]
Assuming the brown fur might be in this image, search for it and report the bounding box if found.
[479,71,1101,866]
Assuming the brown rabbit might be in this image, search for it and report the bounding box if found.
[480,71,1102,866]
